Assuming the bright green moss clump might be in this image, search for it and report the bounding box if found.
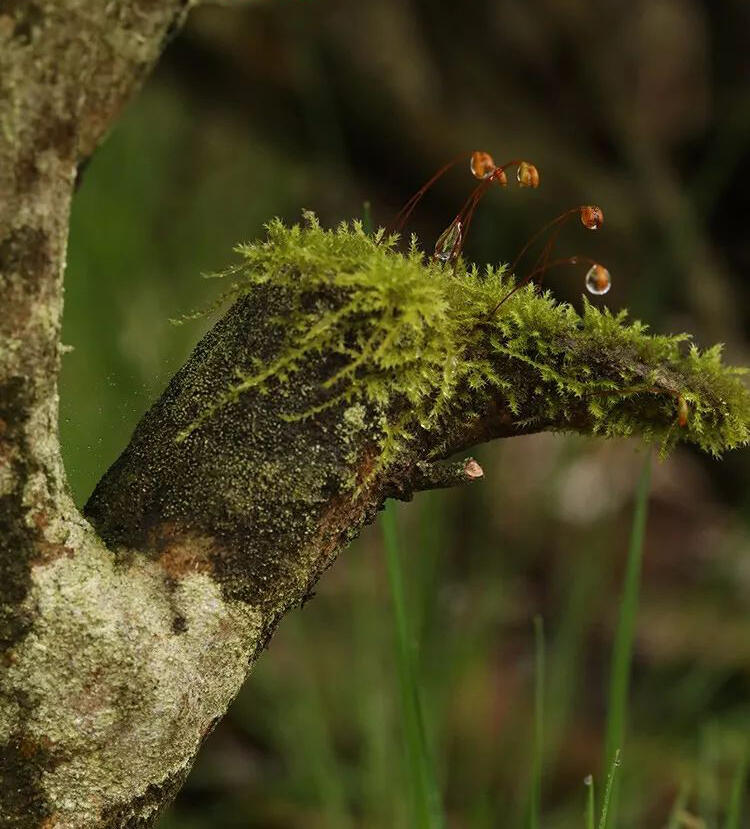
[179,213,750,465]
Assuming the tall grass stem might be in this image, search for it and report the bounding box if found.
[598,750,622,829]
[530,615,545,829]
[603,452,652,827]
[381,502,443,829]
[725,743,748,829]
[584,775,595,829]
[362,201,373,236]
[665,781,690,829]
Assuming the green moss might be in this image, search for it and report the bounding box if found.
[178,213,750,469]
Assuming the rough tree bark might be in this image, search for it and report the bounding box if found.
[1,2,748,828]
[0,2,242,825]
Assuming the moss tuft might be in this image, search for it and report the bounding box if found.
[178,213,750,467]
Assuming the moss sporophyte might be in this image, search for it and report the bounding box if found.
[173,211,750,482]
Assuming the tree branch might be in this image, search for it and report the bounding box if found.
[1,0,193,455]
[412,458,484,492]
[0,2,215,825]
[3,216,750,825]
[1,7,749,829]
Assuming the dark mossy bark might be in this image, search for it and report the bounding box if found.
[84,287,491,644]
[85,287,386,623]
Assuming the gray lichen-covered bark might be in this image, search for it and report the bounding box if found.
[0,1,246,825]
[1,2,749,828]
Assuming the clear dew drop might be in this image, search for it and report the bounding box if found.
[516,161,540,188]
[434,220,462,262]
[585,264,611,295]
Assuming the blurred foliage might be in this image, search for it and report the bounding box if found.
[60,0,750,826]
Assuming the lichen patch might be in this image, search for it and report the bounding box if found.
[0,529,263,825]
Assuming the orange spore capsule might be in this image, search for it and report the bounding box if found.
[677,395,689,428]
[580,205,604,230]
[492,166,508,187]
[470,151,496,180]
[517,161,540,188]
[584,263,611,295]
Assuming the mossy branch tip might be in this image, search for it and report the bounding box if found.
[173,214,750,474]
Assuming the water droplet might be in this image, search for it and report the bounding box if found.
[470,151,496,180]
[517,161,540,188]
[584,775,593,786]
[580,205,604,230]
[585,264,611,295]
[434,220,462,262]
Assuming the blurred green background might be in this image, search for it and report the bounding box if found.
[60,0,750,826]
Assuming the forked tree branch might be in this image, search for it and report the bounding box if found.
[1,4,749,828]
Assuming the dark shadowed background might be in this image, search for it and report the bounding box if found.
[60,0,750,825]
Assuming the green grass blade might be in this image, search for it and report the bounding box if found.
[530,614,545,829]
[603,452,652,827]
[665,781,690,829]
[599,750,622,829]
[724,743,748,829]
[362,201,373,236]
[584,775,595,829]
[381,501,443,829]
[699,722,721,829]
